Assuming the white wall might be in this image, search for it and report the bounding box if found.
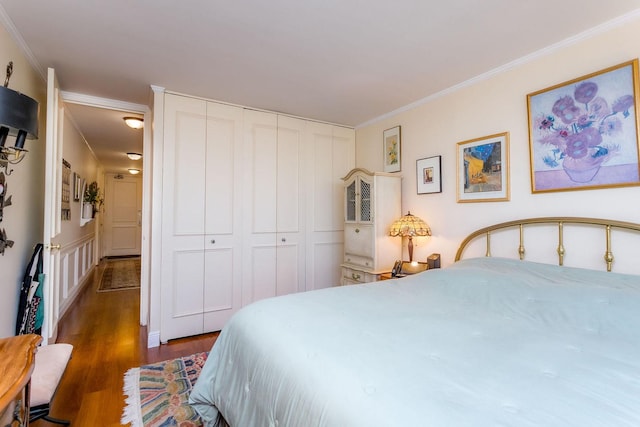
[356,13,640,273]
[0,24,46,338]
[0,23,102,338]
[60,111,100,245]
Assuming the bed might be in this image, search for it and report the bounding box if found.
[189,217,640,426]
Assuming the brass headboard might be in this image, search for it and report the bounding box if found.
[454,217,640,272]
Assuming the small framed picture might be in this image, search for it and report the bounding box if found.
[416,156,442,194]
[383,126,401,173]
[456,132,510,202]
[73,172,82,201]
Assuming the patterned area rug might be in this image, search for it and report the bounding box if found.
[122,352,209,427]
[98,257,141,292]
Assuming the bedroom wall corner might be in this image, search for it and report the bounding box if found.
[0,21,46,338]
[355,11,640,270]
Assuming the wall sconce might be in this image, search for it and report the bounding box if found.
[126,152,142,160]
[0,62,39,175]
[123,117,143,129]
[389,211,431,262]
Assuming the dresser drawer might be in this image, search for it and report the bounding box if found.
[341,266,379,285]
[343,253,374,269]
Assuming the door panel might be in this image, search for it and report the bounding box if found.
[161,94,243,341]
[42,68,64,344]
[304,122,355,291]
[161,94,207,341]
[104,175,141,256]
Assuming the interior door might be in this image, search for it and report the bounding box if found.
[41,68,64,344]
[103,173,142,257]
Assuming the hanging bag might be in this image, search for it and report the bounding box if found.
[16,243,44,335]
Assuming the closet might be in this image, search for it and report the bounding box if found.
[159,92,354,342]
[242,110,305,304]
[161,94,243,341]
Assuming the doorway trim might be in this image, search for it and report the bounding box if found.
[61,91,152,328]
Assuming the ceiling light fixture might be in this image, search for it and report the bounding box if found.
[128,168,140,175]
[123,117,143,129]
[126,152,142,160]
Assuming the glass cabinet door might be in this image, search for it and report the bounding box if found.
[359,178,371,222]
[346,180,356,221]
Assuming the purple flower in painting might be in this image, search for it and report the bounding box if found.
[574,82,598,104]
[564,127,602,159]
[535,115,555,130]
[552,96,582,125]
[599,116,623,136]
[612,94,634,117]
[536,77,632,171]
[576,114,593,128]
[588,97,610,118]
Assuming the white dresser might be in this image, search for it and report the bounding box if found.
[341,168,402,285]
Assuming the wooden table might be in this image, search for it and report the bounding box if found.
[0,334,42,426]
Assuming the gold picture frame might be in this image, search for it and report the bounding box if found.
[383,126,401,173]
[527,59,640,193]
[456,132,510,203]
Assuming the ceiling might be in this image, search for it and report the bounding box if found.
[1,1,639,173]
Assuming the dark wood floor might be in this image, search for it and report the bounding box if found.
[33,260,219,426]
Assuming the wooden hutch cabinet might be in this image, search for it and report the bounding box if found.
[341,168,402,285]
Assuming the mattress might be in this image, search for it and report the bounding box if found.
[189,257,640,426]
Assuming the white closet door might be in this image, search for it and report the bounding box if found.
[304,122,355,291]
[161,93,207,341]
[243,110,278,304]
[276,115,305,297]
[203,101,243,331]
[242,111,306,304]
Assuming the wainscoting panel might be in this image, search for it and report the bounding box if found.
[58,236,96,322]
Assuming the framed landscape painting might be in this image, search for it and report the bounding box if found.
[456,132,510,203]
[527,60,640,193]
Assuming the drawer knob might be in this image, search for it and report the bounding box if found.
[351,273,360,280]
[355,228,360,233]
[210,239,215,244]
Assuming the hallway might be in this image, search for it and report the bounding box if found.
[33,260,219,426]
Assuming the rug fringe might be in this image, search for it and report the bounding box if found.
[121,367,142,427]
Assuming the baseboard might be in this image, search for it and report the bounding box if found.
[147,330,160,348]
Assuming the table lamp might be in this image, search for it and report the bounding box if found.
[389,211,431,262]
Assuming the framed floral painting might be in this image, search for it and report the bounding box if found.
[527,59,640,193]
[383,126,401,172]
[456,132,510,202]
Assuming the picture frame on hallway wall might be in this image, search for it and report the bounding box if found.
[456,132,510,203]
[416,155,442,194]
[383,126,401,173]
[527,59,640,193]
[73,172,82,201]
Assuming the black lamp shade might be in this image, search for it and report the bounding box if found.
[0,85,39,142]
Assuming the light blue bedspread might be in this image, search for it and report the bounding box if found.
[189,257,640,426]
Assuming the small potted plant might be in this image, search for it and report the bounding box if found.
[83,181,103,217]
